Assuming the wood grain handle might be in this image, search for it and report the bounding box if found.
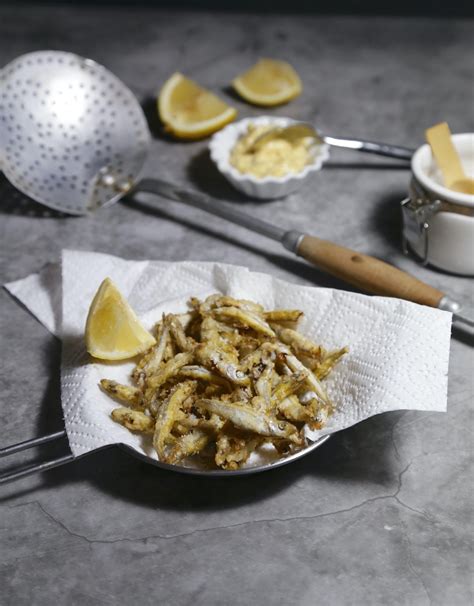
[297,235,445,307]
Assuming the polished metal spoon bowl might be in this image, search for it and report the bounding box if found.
[248,122,414,160]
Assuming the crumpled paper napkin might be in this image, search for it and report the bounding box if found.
[5,249,452,465]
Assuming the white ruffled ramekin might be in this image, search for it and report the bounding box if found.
[209,116,330,199]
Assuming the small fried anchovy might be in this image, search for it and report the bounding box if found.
[196,342,249,386]
[154,381,197,462]
[167,428,211,464]
[264,309,304,324]
[307,403,332,430]
[277,395,312,423]
[240,342,279,372]
[212,306,275,337]
[174,312,196,330]
[100,380,144,409]
[255,360,275,408]
[197,399,301,444]
[313,347,349,380]
[278,347,331,408]
[177,412,225,433]
[198,294,264,315]
[270,372,307,406]
[215,433,262,470]
[165,313,196,352]
[133,320,170,386]
[178,365,231,388]
[272,326,323,359]
[111,408,155,433]
[145,351,194,392]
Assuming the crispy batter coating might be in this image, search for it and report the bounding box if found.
[197,399,302,444]
[154,381,197,462]
[212,306,275,337]
[264,309,303,324]
[272,326,323,359]
[99,294,347,470]
[111,408,154,433]
[215,432,262,470]
[100,380,144,409]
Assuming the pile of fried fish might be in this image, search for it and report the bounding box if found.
[100,294,347,470]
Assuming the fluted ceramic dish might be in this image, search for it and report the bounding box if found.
[209,116,330,199]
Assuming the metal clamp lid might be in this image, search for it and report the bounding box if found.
[401,180,442,266]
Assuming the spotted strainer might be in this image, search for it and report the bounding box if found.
[0,50,150,215]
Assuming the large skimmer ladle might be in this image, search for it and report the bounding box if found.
[1,50,472,484]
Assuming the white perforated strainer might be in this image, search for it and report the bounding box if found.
[0,50,150,215]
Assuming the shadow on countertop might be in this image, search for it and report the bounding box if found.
[0,174,69,218]
[1,409,399,512]
[369,189,405,253]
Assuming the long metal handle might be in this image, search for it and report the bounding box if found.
[0,429,74,485]
[133,179,474,326]
[137,178,286,242]
[323,136,414,160]
[0,429,67,457]
[0,454,75,485]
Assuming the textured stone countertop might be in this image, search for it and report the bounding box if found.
[0,6,473,605]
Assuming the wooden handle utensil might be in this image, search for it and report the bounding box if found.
[296,234,444,306]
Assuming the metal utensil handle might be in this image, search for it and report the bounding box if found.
[0,429,67,457]
[323,136,414,160]
[0,429,74,485]
[0,454,75,485]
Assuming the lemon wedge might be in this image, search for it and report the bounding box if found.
[85,278,155,360]
[158,72,237,139]
[232,58,302,107]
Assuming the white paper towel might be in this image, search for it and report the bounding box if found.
[5,249,452,465]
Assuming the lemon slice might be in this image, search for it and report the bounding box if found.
[85,278,155,360]
[158,72,237,139]
[232,59,302,107]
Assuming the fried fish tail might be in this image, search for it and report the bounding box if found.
[111,408,155,433]
[314,347,349,380]
[100,379,144,409]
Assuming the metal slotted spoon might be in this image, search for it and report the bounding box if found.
[0,50,150,215]
[1,51,472,484]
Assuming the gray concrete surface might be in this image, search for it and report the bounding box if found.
[1,6,473,605]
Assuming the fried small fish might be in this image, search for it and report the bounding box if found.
[277,395,312,423]
[111,408,154,433]
[167,428,211,464]
[263,309,303,324]
[215,432,262,470]
[272,326,323,359]
[154,381,197,462]
[196,342,249,386]
[100,379,144,409]
[198,399,301,444]
[212,306,275,337]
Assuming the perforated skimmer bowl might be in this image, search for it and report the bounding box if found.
[0,50,150,214]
